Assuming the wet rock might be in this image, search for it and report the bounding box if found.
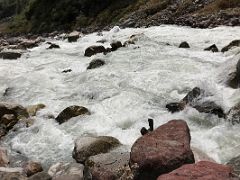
[0,125,7,139]
[19,40,39,49]
[179,41,190,48]
[68,31,80,42]
[0,148,9,167]
[227,102,240,125]
[84,46,106,57]
[0,171,27,180]
[221,40,240,53]
[62,69,72,73]
[165,102,185,113]
[53,174,82,180]
[86,152,130,180]
[26,104,46,116]
[0,52,22,60]
[110,41,123,51]
[204,44,219,52]
[226,59,240,89]
[72,136,121,163]
[130,120,195,180]
[55,106,90,124]
[166,87,201,113]
[47,44,60,49]
[87,59,105,70]
[48,162,83,179]
[28,172,52,180]
[227,155,240,177]
[1,114,17,130]
[157,161,236,180]
[23,161,43,177]
[193,101,225,118]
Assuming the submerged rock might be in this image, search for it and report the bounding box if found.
[0,52,22,60]
[204,44,219,52]
[0,148,9,167]
[221,40,240,53]
[48,162,84,179]
[84,45,106,57]
[179,41,190,48]
[47,43,60,49]
[130,120,195,180]
[157,161,236,180]
[55,106,90,124]
[23,161,43,177]
[86,152,130,180]
[227,155,240,178]
[72,136,121,163]
[87,59,105,70]
[62,69,72,73]
[166,102,185,113]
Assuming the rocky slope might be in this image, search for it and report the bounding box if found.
[0,0,239,34]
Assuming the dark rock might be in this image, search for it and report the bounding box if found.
[0,52,22,60]
[193,101,225,118]
[68,31,80,43]
[0,125,7,139]
[55,106,90,124]
[47,44,60,49]
[87,59,105,70]
[157,161,236,180]
[0,147,9,167]
[130,120,195,180]
[227,155,240,177]
[48,162,84,179]
[28,172,52,180]
[86,152,130,180]
[179,41,190,48]
[1,114,17,130]
[84,45,106,57]
[166,102,185,113]
[72,136,121,163]
[62,69,72,73]
[204,44,219,52]
[110,41,123,51]
[221,40,240,53]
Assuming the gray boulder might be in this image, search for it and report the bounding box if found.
[72,136,121,163]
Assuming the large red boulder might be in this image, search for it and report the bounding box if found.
[130,120,195,180]
[157,161,237,180]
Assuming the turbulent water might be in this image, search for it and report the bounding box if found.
[1,25,240,168]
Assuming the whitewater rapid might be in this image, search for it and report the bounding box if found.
[1,25,240,167]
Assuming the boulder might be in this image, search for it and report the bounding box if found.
[110,41,123,51]
[47,44,60,49]
[0,52,22,60]
[179,41,190,48]
[72,136,121,163]
[84,46,106,57]
[204,44,219,52]
[227,155,240,177]
[0,148,9,167]
[0,171,27,180]
[85,152,130,180]
[23,161,43,177]
[68,31,80,42]
[87,59,105,70]
[221,40,240,53]
[28,172,52,180]
[26,104,46,116]
[226,59,240,89]
[55,106,90,124]
[130,120,195,180]
[157,161,236,180]
[0,125,7,139]
[48,162,84,179]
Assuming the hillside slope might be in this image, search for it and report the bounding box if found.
[0,0,240,34]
